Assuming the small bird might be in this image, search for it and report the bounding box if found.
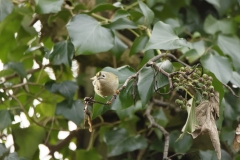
[91,71,119,97]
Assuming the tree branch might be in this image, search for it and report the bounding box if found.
[47,130,78,156]
[145,103,170,160]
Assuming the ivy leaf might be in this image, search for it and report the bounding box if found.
[45,81,78,100]
[137,66,154,106]
[103,128,147,156]
[0,0,13,22]
[89,3,116,13]
[12,125,45,159]
[35,0,64,14]
[199,150,231,160]
[104,18,138,30]
[204,15,236,34]
[0,110,13,130]
[138,1,154,25]
[4,62,27,78]
[109,32,127,59]
[0,144,8,157]
[217,34,240,70]
[113,9,130,21]
[170,130,193,153]
[200,53,232,84]
[184,40,205,64]
[178,98,198,140]
[49,41,74,67]
[55,100,84,125]
[144,21,190,51]
[112,80,135,110]
[205,0,220,10]
[4,152,24,160]
[152,108,169,127]
[76,149,102,160]
[231,71,240,88]
[130,35,149,56]
[67,14,114,55]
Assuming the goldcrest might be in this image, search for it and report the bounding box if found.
[91,71,119,97]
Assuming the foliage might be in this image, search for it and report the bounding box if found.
[0,0,240,160]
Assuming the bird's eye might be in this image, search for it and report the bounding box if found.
[102,74,105,77]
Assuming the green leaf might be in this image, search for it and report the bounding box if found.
[104,18,138,30]
[92,94,111,119]
[137,66,154,106]
[109,32,127,59]
[222,98,237,121]
[76,149,102,160]
[130,35,149,56]
[0,144,8,157]
[45,80,78,100]
[184,40,205,64]
[152,108,168,127]
[4,62,27,78]
[35,102,56,117]
[12,125,45,159]
[8,45,28,62]
[112,80,135,110]
[0,10,23,63]
[205,0,220,10]
[200,53,232,84]
[170,130,193,153]
[116,101,142,120]
[138,50,155,68]
[180,98,198,136]
[0,0,13,22]
[4,152,22,160]
[113,9,130,21]
[49,41,74,67]
[67,14,114,55]
[231,71,240,88]
[35,0,64,14]
[89,3,116,13]
[129,10,143,22]
[220,126,235,146]
[0,110,12,130]
[55,100,84,125]
[203,15,236,34]
[217,34,240,70]
[144,21,190,51]
[138,1,154,26]
[156,60,174,88]
[103,128,147,156]
[199,149,231,160]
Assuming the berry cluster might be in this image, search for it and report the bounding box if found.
[173,66,215,108]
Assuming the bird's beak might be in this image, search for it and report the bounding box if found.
[90,76,96,81]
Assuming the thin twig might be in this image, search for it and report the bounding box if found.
[222,83,240,98]
[3,64,51,81]
[145,103,170,160]
[152,99,176,109]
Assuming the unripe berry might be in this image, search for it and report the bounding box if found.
[209,86,214,92]
[210,93,215,97]
[202,91,208,97]
[203,74,208,79]
[202,85,206,90]
[199,78,203,83]
[173,82,178,87]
